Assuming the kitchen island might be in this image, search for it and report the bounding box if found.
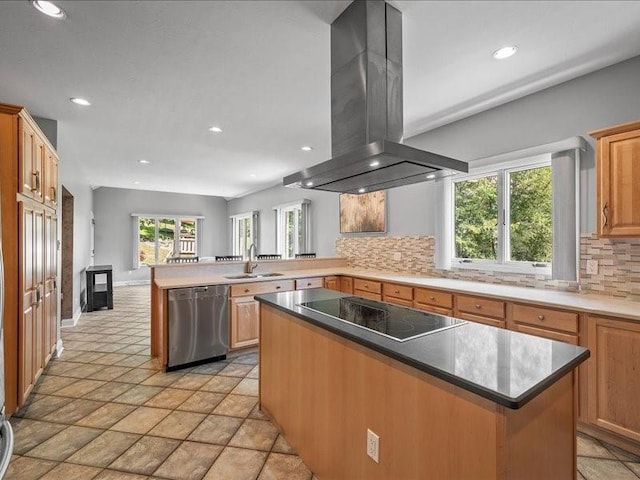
[256,288,589,480]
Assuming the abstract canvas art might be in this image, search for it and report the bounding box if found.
[339,191,386,233]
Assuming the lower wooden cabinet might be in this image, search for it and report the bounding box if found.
[229,296,260,349]
[588,316,640,442]
[295,277,323,290]
[340,276,353,294]
[323,276,340,291]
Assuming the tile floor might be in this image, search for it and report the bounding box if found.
[6,285,640,479]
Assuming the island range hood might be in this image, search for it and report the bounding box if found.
[283,0,468,194]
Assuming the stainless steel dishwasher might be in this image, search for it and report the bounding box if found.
[167,285,229,370]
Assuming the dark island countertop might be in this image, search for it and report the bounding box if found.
[255,288,590,409]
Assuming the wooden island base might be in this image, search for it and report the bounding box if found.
[259,304,577,480]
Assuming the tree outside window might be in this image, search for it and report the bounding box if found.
[136,216,199,266]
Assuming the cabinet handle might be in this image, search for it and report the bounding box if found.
[429,296,435,300]
[394,289,399,294]
[537,315,545,321]
[307,283,312,286]
[51,186,57,203]
[602,202,608,229]
[244,289,250,293]
[364,285,369,289]
[31,171,40,192]
[276,286,281,289]
[475,304,482,309]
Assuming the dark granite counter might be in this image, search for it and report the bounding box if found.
[255,288,590,409]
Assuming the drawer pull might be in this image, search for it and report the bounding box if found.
[307,283,312,286]
[276,286,281,289]
[394,289,399,294]
[429,296,435,300]
[364,285,369,289]
[475,304,482,309]
[537,315,545,321]
[244,289,250,293]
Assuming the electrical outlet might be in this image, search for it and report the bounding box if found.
[586,259,599,275]
[393,252,402,261]
[367,428,379,463]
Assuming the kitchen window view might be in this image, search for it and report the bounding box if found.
[453,163,552,267]
[275,200,310,259]
[231,211,257,258]
[137,216,198,266]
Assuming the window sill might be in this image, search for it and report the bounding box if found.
[452,260,552,276]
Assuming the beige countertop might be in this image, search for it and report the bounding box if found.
[154,267,640,322]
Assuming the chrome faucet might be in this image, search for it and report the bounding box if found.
[246,243,258,273]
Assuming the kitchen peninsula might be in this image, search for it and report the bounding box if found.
[256,288,589,480]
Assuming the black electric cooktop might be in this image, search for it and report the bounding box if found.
[298,296,466,342]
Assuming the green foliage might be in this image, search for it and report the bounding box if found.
[455,176,498,259]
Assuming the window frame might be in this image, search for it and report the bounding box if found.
[230,211,259,259]
[133,214,203,268]
[273,200,311,259]
[451,155,552,275]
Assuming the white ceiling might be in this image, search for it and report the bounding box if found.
[2,0,640,198]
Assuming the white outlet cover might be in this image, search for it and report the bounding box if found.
[586,259,599,275]
[393,252,402,261]
[367,428,379,463]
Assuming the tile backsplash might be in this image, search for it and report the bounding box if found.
[336,234,640,299]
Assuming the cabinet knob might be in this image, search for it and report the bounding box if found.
[429,296,435,301]
[602,202,609,229]
[244,289,250,293]
[276,286,281,289]
[394,289,399,294]
[537,315,545,321]
[475,304,482,309]
[364,285,369,289]
[307,283,312,286]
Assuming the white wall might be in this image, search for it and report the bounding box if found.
[93,187,228,283]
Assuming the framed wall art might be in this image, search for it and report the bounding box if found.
[339,191,386,234]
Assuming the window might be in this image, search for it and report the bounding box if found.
[134,215,201,267]
[452,159,552,271]
[274,200,310,259]
[231,211,258,258]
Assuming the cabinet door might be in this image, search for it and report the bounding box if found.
[230,296,260,349]
[598,129,640,236]
[33,207,45,378]
[588,316,640,442]
[44,212,58,360]
[44,147,59,208]
[19,119,37,199]
[19,203,36,404]
[324,276,340,291]
[340,277,353,294]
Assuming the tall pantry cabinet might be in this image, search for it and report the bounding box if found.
[1,103,60,414]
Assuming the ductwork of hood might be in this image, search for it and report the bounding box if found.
[283,0,468,194]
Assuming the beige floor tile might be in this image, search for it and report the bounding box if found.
[110,406,172,434]
[5,455,58,479]
[246,366,259,379]
[75,403,137,429]
[187,414,243,445]
[19,395,70,420]
[147,410,206,440]
[42,398,105,424]
[91,353,130,365]
[24,426,103,461]
[114,385,164,405]
[200,376,241,393]
[626,462,640,476]
[578,457,639,479]
[170,373,212,390]
[108,435,180,475]
[114,355,151,368]
[83,381,135,402]
[54,379,106,398]
[141,371,185,387]
[176,391,226,414]
[10,418,67,454]
[62,363,107,379]
[44,361,84,376]
[40,462,102,479]
[248,405,271,421]
[189,362,228,375]
[603,442,640,462]
[229,419,279,451]
[271,434,297,454]
[94,470,149,479]
[203,446,267,480]
[577,433,617,459]
[145,388,194,409]
[86,365,133,381]
[229,352,258,365]
[137,358,162,370]
[115,344,150,355]
[219,363,254,378]
[114,368,158,384]
[231,378,259,396]
[67,430,141,467]
[258,453,313,480]
[153,441,223,480]
[213,394,258,418]
[32,375,79,394]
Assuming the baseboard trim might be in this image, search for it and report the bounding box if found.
[54,338,64,358]
[61,306,82,328]
[114,280,151,287]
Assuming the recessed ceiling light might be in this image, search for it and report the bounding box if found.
[426,173,436,179]
[133,181,140,185]
[139,159,150,165]
[249,174,256,178]
[358,188,366,193]
[70,97,91,106]
[305,181,313,187]
[369,160,380,167]
[208,126,222,133]
[32,1,66,18]
[492,45,518,60]
[301,146,313,151]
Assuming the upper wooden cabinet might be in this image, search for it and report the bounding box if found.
[44,146,58,208]
[590,120,640,237]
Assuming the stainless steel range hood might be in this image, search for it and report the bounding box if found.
[283,0,468,194]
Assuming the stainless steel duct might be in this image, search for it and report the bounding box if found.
[283,0,468,194]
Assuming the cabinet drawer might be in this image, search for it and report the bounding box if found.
[512,304,578,333]
[340,277,353,294]
[355,290,382,301]
[353,278,381,294]
[457,295,505,319]
[512,323,578,345]
[457,312,506,329]
[383,283,413,301]
[414,303,453,317]
[230,280,294,297]
[414,288,453,309]
[385,297,413,308]
[296,277,324,290]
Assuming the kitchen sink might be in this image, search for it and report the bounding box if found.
[223,272,284,280]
